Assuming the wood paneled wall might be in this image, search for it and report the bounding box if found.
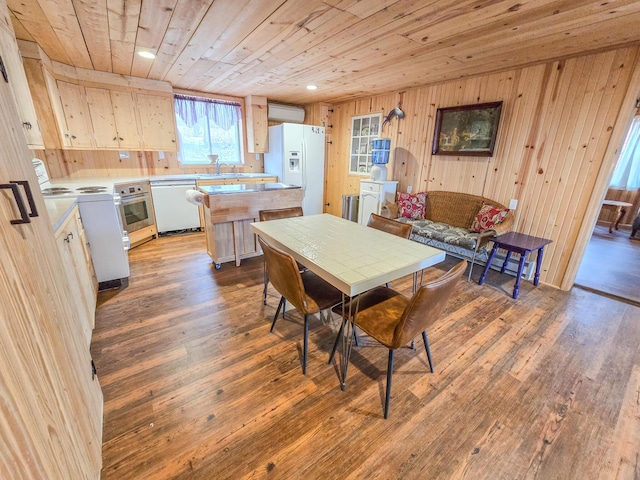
[324,46,640,290]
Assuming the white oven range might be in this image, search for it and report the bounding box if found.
[33,159,130,288]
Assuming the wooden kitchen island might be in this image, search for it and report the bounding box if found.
[199,183,303,268]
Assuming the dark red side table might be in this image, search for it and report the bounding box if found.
[478,232,553,299]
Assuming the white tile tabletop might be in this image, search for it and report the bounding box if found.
[250,214,446,296]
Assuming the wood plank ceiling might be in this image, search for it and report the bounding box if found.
[8,0,640,104]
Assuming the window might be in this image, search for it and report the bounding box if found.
[174,94,243,165]
[349,113,382,174]
[610,115,640,190]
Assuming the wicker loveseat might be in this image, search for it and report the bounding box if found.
[382,191,515,277]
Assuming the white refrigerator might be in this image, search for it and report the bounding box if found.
[264,123,326,215]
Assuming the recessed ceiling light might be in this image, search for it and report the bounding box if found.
[138,51,156,59]
[306,85,318,90]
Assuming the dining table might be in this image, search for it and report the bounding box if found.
[250,213,446,389]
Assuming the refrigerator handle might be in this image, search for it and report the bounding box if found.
[301,139,307,192]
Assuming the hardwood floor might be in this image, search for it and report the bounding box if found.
[575,224,640,305]
[92,233,640,479]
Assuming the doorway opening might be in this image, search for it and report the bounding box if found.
[574,114,640,305]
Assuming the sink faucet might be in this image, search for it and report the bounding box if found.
[216,161,229,175]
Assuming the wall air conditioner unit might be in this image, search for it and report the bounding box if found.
[267,102,305,123]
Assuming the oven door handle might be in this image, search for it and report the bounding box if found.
[119,194,149,205]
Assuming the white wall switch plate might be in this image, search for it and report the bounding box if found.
[407,185,413,193]
[158,151,165,159]
[509,199,518,210]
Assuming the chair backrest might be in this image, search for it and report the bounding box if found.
[259,207,303,222]
[367,213,412,239]
[257,236,315,314]
[392,260,466,348]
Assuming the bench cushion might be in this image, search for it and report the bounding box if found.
[398,218,479,250]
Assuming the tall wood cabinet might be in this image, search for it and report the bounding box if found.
[245,95,268,153]
[0,0,102,475]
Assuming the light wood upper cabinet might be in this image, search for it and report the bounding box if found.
[56,80,94,148]
[0,21,43,148]
[86,87,140,150]
[245,95,268,153]
[111,90,140,149]
[136,93,178,152]
[42,74,177,151]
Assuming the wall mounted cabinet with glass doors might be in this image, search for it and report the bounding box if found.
[349,113,381,175]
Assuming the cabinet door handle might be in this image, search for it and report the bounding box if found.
[0,55,7,83]
[64,232,74,243]
[23,121,32,129]
[0,183,30,224]
[113,136,117,141]
[9,180,39,218]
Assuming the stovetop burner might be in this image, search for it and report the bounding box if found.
[76,186,108,193]
[42,187,73,195]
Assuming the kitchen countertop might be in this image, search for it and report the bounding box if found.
[45,173,279,191]
[151,173,277,182]
[41,173,281,230]
[44,197,78,232]
[198,183,301,195]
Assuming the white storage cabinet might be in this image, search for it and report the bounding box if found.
[358,180,398,225]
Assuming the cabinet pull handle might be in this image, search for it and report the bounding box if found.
[119,137,123,141]
[0,183,30,224]
[91,360,97,380]
[0,56,7,83]
[64,232,74,243]
[71,135,77,139]
[9,180,39,218]
[113,136,117,141]
[23,121,32,129]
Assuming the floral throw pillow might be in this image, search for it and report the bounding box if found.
[397,192,427,219]
[471,204,509,233]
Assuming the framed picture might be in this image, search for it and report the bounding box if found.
[432,101,503,156]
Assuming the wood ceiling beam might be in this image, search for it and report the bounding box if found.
[107,0,141,75]
[73,0,112,72]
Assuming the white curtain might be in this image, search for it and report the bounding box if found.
[173,95,241,164]
[174,95,240,131]
[610,116,640,190]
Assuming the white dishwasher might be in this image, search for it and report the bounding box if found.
[150,180,201,233]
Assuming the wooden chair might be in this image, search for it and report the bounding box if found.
[330,260,466,418]
[368,213,413,288]
[367,213,412,239]
[258,236,343,374]
[258,207,304,305]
